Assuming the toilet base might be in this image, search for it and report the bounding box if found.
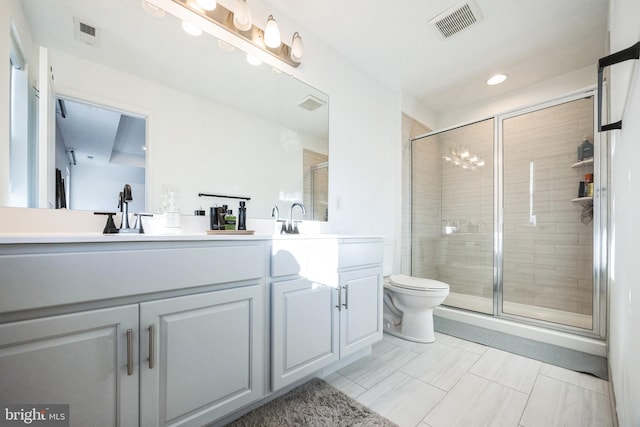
[383,322,436,344]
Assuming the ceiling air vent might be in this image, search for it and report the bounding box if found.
[73,17,99,46]
[429,1,483,39]
[298,95,326,111]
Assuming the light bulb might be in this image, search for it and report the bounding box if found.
[182,20,202,36]
[195,0,216,10]
[290,32,304,62]
[233,0,252,31]
[487,73,507,85]
[264,15,281,48]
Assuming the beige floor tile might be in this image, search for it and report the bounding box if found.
[437,333,488,355]
[400,343,481,391]
[521,375,613,427]
[423,373,529,427]
[338,344,418,389]
[324,372,367,399]
[357,371,445,427]
[539,363,609,395]
[469,347,541,393]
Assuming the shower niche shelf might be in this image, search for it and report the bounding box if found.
[571,158,594,168]
[571,196,593,204]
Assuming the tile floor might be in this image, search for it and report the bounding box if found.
[326,332,614,427]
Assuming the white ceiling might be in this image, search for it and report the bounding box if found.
[268,0,609,114]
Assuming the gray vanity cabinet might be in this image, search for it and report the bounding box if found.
[0,305,139,426]
[270,238,383,391]
[338,267,384,357]
[271,278,340,390]
[139,284,264,427]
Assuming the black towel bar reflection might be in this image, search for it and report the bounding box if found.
[597,41,640,132]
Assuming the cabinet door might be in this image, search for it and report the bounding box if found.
[0,305,139,427]
[140,285,264,427]
[339,267,383,357]
[271,278,339,390]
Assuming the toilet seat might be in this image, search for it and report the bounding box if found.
[388,274,449,292]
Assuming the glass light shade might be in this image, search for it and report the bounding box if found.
[290,32,304,62]
[233,0,252,31]
[264,15,281,48]
[182,20,202,36]
[195,0,216,10]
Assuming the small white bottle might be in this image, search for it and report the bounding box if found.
[164,191,181,228]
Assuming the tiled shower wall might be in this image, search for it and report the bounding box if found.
[502,97,594,316]
[411,119,494,304]
[408,96,594,319]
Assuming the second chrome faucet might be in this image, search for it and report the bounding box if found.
[272,202,306,234]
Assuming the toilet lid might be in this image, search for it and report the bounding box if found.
[389,274,449,291]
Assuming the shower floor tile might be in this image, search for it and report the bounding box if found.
[326,331,615,427]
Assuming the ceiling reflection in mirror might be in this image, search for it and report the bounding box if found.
[7,0,329,220]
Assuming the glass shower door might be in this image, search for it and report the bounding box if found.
[501,96,594,329]
[411,118,494,314]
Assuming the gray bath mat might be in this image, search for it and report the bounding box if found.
[226,378,398,427]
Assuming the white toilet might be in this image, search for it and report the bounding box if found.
[383,274,450,343]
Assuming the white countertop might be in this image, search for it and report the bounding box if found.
[0,232,383,245]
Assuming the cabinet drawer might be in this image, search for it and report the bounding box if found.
[338,241,384,269]
[0,244,264,313]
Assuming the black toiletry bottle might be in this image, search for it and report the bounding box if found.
[238,201,247,230]
[210,207,218,230]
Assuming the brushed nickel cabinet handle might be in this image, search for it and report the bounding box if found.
[335,287,342,311]
[148,324,155,369]
[126,329,133,376]
[343,284,349,309]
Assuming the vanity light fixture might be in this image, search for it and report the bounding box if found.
[487,73,507,85]
[195,0,216,10]
[233,0,252,31]
[264,15,281,48]
[148,0,304,68]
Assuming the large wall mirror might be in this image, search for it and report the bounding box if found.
[4,0,329,221]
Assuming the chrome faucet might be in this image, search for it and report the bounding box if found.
[272,205,287,234]
[287,202,306,234]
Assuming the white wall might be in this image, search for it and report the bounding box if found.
[607,0,640,425]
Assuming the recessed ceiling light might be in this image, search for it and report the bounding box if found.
[487,73,507,85]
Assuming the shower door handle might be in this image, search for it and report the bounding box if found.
[597,41,640,132]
